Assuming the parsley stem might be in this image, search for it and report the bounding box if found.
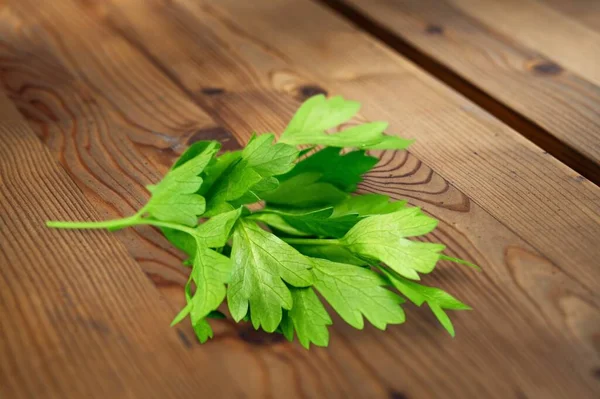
[46,214,142,230]
[133,220,197,235]
[46,213,197,236]
[280,237,341,246]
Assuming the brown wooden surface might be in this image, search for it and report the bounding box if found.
[336,0,600,181]
[0,94,237,398]
[0,0,599,398]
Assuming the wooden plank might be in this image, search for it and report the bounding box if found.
[61,0,600,397]
[0,2,290,387]
[329,0,600,179]
[0,1,296,395]
[0,93,235,398]
[0,0,232,313]
[541,0,600,32]
[450,0,600,87]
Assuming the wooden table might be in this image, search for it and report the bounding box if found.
[1,0,598,398]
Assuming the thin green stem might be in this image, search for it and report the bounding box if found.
[46,203,151,230]
[280,237,341,246]
[46,214,142,230]
[134,219,196,235]
[46,211,197,236]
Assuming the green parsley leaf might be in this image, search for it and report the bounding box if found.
[278,147,378,192]
[193,208,241,247]
[260,207,359,238]
[294,245,368,266]
[331,194,407,217]
[174,278,215,343]
[161,227,196,265]
[280,95,413,149]
[261,172,349,208]
[283,94,360,138]
[282,287,332,349]
[205,134,297,215]
[312,258,405,329]
[162,208,241,264]
[207,310,227,319]
[189,245,232,322]
[170,243,232,342]
[145,141,219,226]
[170,301,192,327]
[249,213,311,237]
[192,318,214,343]
[280,310,294,342]
[198,150,241,196]
[341,207,445,280]
[381,268,471,337]
[171,140,217,170]
[227,220,314,332]
[243,134,298,176]
[440,254,482,271]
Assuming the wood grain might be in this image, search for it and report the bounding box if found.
[0,93,237,398]
[325,0,600,182]
[28,0,597,397]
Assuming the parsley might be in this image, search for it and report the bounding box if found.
[145,141,218,226]
[277,147,378,192]
[228,219,314,332]
[380,268,471,337]
[279,95,414,149]
[341,207,445,280]
[46,95,479,348]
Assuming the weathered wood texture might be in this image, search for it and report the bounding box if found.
[0,0,599,398]
[335,0,600,180]
[0,94,237,398]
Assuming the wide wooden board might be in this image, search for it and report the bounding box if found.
[0,93,237,398]
[162,0,600,296]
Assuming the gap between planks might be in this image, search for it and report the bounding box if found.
[317,0,600,186]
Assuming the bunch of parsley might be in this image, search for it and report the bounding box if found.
[47,95,478,348]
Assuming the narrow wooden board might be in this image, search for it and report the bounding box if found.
[31,0,597,397]
[451,0,600,87]
[0,93,236,398]
[330,0,600,179]
[541,0,600,32]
